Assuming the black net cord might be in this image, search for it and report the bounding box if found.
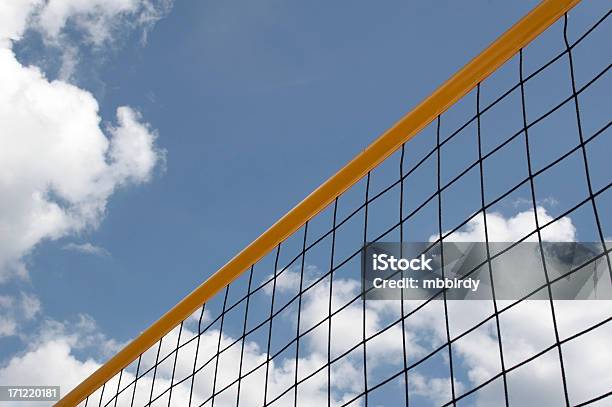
[167,322,183,407]
[236,266,254,407]
[362,172,371,406]
[293,222,309,405]
[211,286,230,407]
[146,339,163,406]
[436,115,457,405]
[476,83,510,407]
[97,383,105,407]
[263,244,282,406]
[112,369,123,407]
[327,198,338,407]
[189,304,206,407]
[519,48,571,407]
[130,355,142,407]
[399,143,410,407]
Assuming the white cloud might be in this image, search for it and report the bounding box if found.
[27,314,122,359]
[0,0,40,47]
[0,0,172,403]
[0,15,165,279]
[263,265,319,296]
[418,205,611,406]
[63,242,110,257]
[0,340,99,395]
[431,206,576,243]
[0,0,173,47]
[0,314,367,406]
[41,0,174,79]
[0,315,117,405]
[0,48,163,279]
[36,0,142,44]
[2,263,610,406]
[109,106,165,184]
[19,293,41,320]
[410,374,465,406]
[0,292,41,338]
[0,319,18,338]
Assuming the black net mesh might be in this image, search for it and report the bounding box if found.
[80,5,611,407]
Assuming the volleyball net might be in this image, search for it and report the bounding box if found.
[58,0,612,406]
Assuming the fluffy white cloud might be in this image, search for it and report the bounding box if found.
[436,300,612,407]
[431,207,576,243]
[0,0,172,47]
[0,0,171,404]
[410,374,465,406]
[0,0,166,280]
[0,315,116,407]
[0,340,99,395]
[419,206,611,406]
[0,292,41,338]
[0,313,368,406]
[0,49,163,279]
[0,0,39,47]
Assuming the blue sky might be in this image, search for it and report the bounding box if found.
[5,0,546,338]
[0,0,610,406]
